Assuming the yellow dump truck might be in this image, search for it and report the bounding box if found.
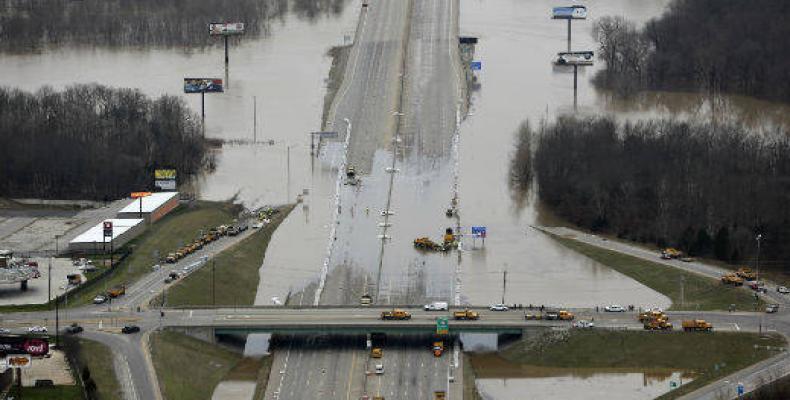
[721,273,744,286]
[434,392,446,400]
[432,341,444,357]
[453,309,480,320]
[371,347,383,358]
[644,319,673,330]
[381,309,411,320]
[661,248,682,259]
[638,310,668,323]
[682,320,713,332]
[107,285,126,298]
[558,310,575,320]
[736,267,757,280]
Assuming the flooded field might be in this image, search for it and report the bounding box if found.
[472,354,695,400]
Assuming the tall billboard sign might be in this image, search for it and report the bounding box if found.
[155,169,177,191]
[552,5,587,19]
[209,22,245,36]
[0,337,50,357]
[184,78,224,93]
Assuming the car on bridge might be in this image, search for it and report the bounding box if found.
[489,304,509,311]
[374,364,385,375]
[778,286,790,294]
[605,304,625,312]
[93,294,108,304]
[424,301,448,311]
[27,326,47,333]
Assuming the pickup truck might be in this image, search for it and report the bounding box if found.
[381,309,411,320]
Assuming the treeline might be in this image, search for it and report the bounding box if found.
[0,0,345,51]
[0,84,208,200]
[593,0,790,103]
[518,116,790,271]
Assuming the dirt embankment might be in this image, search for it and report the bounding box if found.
[458,41,478,113]
[321,44,352,129]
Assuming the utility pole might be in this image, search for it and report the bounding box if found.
[212,260,216,306]
[680,275,685,307]
[502,270,508,305]
[48,259,52,304]
[756,234,762,283]
[286,145,291,203]
[567,19,572,52]
[253,96,257,143]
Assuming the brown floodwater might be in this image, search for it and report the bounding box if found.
[471,354,696,400]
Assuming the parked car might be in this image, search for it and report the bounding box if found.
[605,305,625,312]
[27,326,47,333]
[121,325,140,334]
[573,320,595,329]
[778,286,790,294]
[93,294,108,304]
[489,304,509,311]
[65,323,83,334]
[0,328,10,334]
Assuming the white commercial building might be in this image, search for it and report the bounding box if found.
[68,218,144,254]
[117,192,179,223]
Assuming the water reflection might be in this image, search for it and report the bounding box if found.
[0,0,346,51]
[472,354,695,400]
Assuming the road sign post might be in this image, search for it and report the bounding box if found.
[471,226,487,247]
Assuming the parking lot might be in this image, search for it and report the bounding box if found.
[0,258,85,306]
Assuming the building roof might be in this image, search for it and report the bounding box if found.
[118,192,178,214]
[69,219,144,244]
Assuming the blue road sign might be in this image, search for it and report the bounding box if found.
[471,226,487,238]
[470,61,482,70]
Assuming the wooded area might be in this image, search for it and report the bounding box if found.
[0,0,345,51]
[593,0,790,103]
[0,84,207,200]
[517,116,790,271]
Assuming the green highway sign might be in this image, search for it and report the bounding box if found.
[436,317,449,335]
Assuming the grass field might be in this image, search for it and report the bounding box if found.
[162,205,293,307]
[252,356,274,400]
[151,331,243,400]
[67,201,239,307]
[553,236,764,311]
[60,335,122,400]
[474,329,786,399]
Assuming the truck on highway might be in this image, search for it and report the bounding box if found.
[107,285,126,298]
[381,309,411,320]
[682,320,713,332]
[424,301,448,311]
[453,309,480,320]
[736,267,757,280]
[644,319,673,330]
[432,341,444,357]
[638,310,668,323]
[660,248,682,259]
[434,391,446,400]
[721,273,744,286]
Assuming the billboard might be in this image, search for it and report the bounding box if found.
[184,78,224,93]
[155,180,177,191]
[209,22,245,36]
[555,51,594,66]
[552,5,587,19]
[0,337,49,357]
[155,169,177,180]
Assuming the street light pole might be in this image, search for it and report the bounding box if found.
[756,234,762,283]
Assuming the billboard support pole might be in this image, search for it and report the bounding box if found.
[253,96,257,143]
[573,65,578,110]
[567,19,572,52]
[201,90,206,138]
[224,35,229,64]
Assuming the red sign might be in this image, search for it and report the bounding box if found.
[23,339,49,356]
[131,192,152,198]
[103,221,113,238]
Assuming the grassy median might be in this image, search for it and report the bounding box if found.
[161,205,293,307]
[61,336,122,400]
[151,331,273,400]
[467,330,785,399]
[553,236,764,311]
[67,201,239,307]
[20,386,83,399]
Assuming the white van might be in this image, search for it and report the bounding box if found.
[424,301,448,311]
